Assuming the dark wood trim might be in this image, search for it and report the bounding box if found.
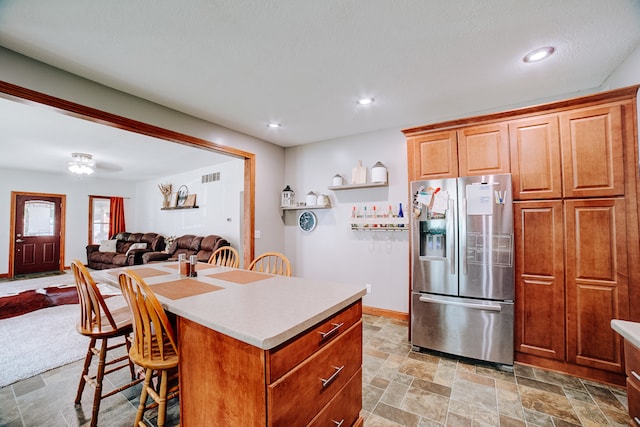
[0,80,256,269]
[403,85,640,136]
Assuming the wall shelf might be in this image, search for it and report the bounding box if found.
[328,182,388,191]
[281,205,331,211]
[350,217,408,230]
[161,206,199,210]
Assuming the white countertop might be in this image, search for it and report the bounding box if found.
[611,319,640,349]
[94,262,366,350]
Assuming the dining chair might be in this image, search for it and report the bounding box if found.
[207,246,240,268]
[119,270,180,427]
[71,259,141,427]
[248,252,292,276]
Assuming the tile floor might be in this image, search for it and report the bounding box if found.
[0,314,631,426]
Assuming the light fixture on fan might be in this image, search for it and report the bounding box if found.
[68,152,95,175]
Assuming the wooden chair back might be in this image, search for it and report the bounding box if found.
[71,259,118,335]
[248,252,291,276]
[207,246,240,268]
[118,270,178,363]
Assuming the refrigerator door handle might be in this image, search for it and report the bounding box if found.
[419,295,502,312]
[450,198,456,275]
[461,198,468,276]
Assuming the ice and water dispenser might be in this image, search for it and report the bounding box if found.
[419,211,447,259]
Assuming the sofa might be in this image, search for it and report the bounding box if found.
[142,234,230,264]
[86,232,166,270]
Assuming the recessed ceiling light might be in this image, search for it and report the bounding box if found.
[523,46,555,63]
[267,122,281,128]
[357,97,375,105]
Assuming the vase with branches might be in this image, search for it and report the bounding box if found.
[158,183,172,207]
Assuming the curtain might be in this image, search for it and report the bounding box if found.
[109,197,126,237]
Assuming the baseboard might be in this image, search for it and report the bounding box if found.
[362,306,408,322]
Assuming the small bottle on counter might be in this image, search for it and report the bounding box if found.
[179,254,188,277]
[189,255,198,277]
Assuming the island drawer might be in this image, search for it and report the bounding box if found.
[308,368,362,427]
[268,321,362,426]
[267,300,361,382]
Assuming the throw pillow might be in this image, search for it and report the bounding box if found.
[125,242,148,257]
[98,240,117,253]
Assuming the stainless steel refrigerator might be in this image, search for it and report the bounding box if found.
[410,173,514,365]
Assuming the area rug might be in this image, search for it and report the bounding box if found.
[0,292,127,388]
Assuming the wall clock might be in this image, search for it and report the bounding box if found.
[298,211,317,232]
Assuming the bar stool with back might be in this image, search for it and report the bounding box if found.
[248,252,292,276]
[207,246,240,268]
[71,259,141,427]
[119,270,180,427]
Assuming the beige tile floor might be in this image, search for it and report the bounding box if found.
[0,313,630,426]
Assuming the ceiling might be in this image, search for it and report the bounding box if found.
[0,1,639,158]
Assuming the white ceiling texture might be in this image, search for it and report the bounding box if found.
[0,1,639,179]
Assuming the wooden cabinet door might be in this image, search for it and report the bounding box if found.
[407,130,458,181]
[509,115,562,200]
[514,201,565,361]
[560,105,625,198]
[565,198,629,373]
[457,123,510,176]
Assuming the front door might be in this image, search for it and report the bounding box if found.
[11,192,65,276]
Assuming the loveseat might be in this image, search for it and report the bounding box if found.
[142,234,230,264]
[86,232,165,270]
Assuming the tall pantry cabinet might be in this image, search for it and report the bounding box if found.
[404,85,640,385]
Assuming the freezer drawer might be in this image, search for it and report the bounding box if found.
[411,293,513,365]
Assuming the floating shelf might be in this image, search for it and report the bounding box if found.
[281,205,331,211]
[161,206,199,210]
[350,217,408,231]
[328,182,388,191]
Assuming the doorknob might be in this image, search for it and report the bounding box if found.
[16,239,24,243]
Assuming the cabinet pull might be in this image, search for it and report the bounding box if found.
[332,419,344,427]
[320,365,344,388]
[318,322,344,341]
[634,416,640,426]
[632,371,640,382]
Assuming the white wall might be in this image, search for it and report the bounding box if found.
[133,158,245,263]
[0,168,134,275]
[0,47,286,259]
[284,129,409,313]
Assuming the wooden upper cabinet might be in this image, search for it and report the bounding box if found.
[509,115,562,200]
[560,104,625,198]
[565,198,629,373]
[457,123,510,177]
[407,130,458,181]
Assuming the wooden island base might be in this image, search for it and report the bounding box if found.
[178,301,364,426]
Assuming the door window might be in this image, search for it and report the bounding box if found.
[23,200,55,236]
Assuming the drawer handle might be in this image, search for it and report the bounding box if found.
[332,419,344,427]
[318,322,344,341]
[633,371,640,382]
[634,416,640,426]
[320,365,344,389]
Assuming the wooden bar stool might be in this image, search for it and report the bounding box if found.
[207,246,240,268]
[119,270,179,427]
[248,252,291,276]
[71,259,141,427]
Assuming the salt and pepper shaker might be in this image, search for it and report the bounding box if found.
[189,255,198,277]
[178,253,188,277]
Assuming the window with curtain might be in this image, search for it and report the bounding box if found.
[88,196,126,244]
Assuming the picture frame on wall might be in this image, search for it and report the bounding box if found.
[184,194,197,207]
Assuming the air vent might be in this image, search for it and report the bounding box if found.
[202,172,221,183]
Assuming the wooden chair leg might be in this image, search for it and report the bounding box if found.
[124,335,136,381]
[89,338,108,427]
[135,368,153,426]
[157,370,168,427]
[75,337,96,404]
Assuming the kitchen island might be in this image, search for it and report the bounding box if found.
[95,262,366,426]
